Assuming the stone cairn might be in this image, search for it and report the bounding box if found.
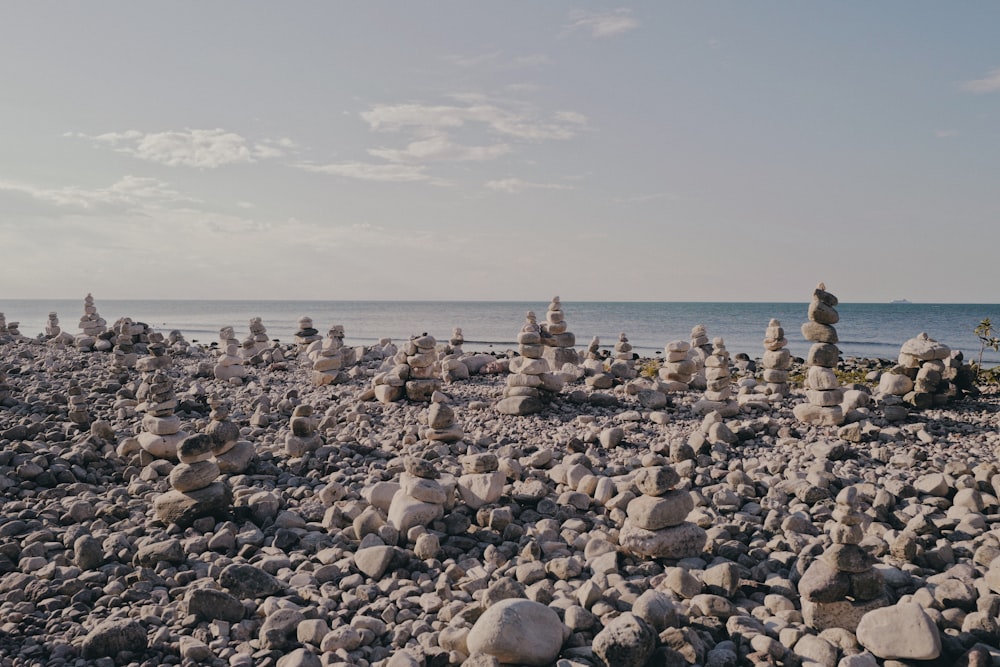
[6,320,22,340]
[166,330,192,355]
[205,395,255,474]
[694,337,738,417]
[388,455,449,537]
[686,324,713,390]
[243,317,270,356]
[608,332,636,380]
[496,311,564,416]
[219,326,239,350]
[66,379,91,428]
[293,316,321,347]
[285,404,322,457]
[799,486,888,631]
[423,393,464,443]
[794,282,845,427]
[45,312,71,345]
[153,432,234,527]
[373,334,441,403]
[618,464,706,560]
[448,327,464,355]
[136,370,188,462]
[76,293,108,351]
[214,344,248,384]
[876,333,970,421]
[136,334,172,374]
[110,319,138,370]
[659,340,695,392]
[307,325,353,386]
[540,296,579,370]
[456,451,505,510]
[761,318,792,397]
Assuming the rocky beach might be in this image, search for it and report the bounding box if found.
[2,292,1000,667]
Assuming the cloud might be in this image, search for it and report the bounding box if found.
[75,128,297,168]
[0,175,193,210]
[296,161,451,185]
[485,178,574,193]
[960,67,1000,94]
[362,101,588,141]
[368,135,511,163]
[562,8,639,38]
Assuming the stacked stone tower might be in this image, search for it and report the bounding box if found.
[794,282,845,426]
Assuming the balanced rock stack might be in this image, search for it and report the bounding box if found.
[583,336,603,370]
[799,486,888,631]
[307,325,353,386]
[66,379,91,427]
[285,404,322,457]
[403,334,441,402]
[440,328,471,383]
[686,325,713,390]
[214,344,248,384]
[540,296,579,369]
[609,332,636,380]
[5,321,21,339]
[694,337,738,417]
[794,282,845,426]
[110,319,138,370]
[658,340,695,392]
[205,396,255,474]
[618,464,706,559]
[456,452,505,509]
[898,333,962,408]
[136,371,188,462]
[219,326,239,350]
[423,393,464,443]
[76,293,108,350]
[448,327,464,355]
[244,317,270,355]
[496,311,564,416]
[761,318,792,397]
[166,330,193,355]
[388,455,449,536]
[45,312,73,346]
[136,335,173,374]
[293,316,321,347]
[153,432,233,527]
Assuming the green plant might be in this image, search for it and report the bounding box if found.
[638,359,661,379]
[975,318,1000,383]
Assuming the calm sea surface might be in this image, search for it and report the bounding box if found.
[2,299,1000,363]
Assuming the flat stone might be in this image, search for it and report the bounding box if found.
[219,563,284,599]
[625,490,693,531]
[153,482,232,528]
[169,460,220,492]
[618,520,707,560]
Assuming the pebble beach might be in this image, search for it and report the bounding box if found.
[2,291,1000,667]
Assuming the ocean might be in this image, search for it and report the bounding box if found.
[2,299,1000,364]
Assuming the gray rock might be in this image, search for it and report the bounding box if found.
[592,612,656,667]
[466,598,565,666]
[81,618,147,659]
[220,563,284,599]
[187,587,245,622]
[855,603,941,660]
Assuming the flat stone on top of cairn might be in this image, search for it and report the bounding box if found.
[76,293,108,351]
[794,282,846,426]
[618,464,706,559]
[294,316,321,347]
[497,311,564,416]
[799,486,888,631]
[540,296,580,369]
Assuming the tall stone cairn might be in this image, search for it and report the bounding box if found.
[761,318,792,397]
[686,325,712,390]
[496,311,564,416]
[153,432,234,528]
[694,338,738,417]
[659,340,695,392]
[76,293,108,351]
[540,296,579,370]
[294,316,321,347]
[307,325,353,386]
[794,282,845,426]
[799,486,888,631]
[66,379,91,428]
[136,370,188,462]
[609,332,636,380]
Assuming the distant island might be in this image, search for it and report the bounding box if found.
[890,298,912,304]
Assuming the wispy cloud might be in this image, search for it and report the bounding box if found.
[960,67,1000,94]
[485,178,574,193]
[72,128,297,168]
[369,135,511,163]
[0,175,193,209]
[296,161,450,185]
[562,8,639,38]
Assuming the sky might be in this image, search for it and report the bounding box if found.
[1,2,998,303]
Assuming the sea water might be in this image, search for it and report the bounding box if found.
[2,299,1000,363]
